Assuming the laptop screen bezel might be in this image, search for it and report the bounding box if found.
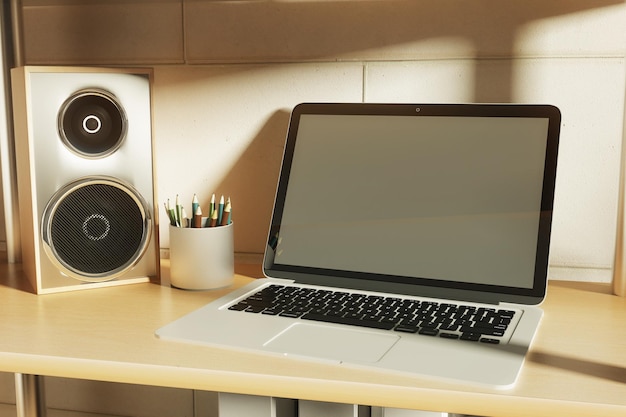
[263,103,561,305]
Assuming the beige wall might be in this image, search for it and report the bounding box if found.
[1,1,625,416]
[150,2,626,284]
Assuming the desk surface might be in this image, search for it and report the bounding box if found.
[0,261,625,417]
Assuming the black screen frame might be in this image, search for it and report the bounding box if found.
[263,103,561,305]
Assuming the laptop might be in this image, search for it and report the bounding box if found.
[156,102,561,389]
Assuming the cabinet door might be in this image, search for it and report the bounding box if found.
[22,0,183,65]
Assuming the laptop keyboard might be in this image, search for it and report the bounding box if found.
[228,284,519,345]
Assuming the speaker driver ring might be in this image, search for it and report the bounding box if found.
[41,176,152,282]
[58,89,127,158]
[82,115,102,134]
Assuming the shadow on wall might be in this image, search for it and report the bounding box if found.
[185,0,623,102]
[213,109,291,255]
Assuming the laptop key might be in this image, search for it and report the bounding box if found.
[498,309,516,319]
[245,305,266,313]
[301,313,395,330]
[228,303,249,311]
[460,324,506,337]
[280,310,306,318]
[418,328,439,336]
[394,324,419,333]
[460,332,482,342]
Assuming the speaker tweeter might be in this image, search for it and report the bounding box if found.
[58,89,127,158]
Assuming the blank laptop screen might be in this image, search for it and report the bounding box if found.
[265,104,560,304]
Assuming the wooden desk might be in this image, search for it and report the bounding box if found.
[0,261,625,417]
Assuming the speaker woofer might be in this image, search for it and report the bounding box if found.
[58,89,127,158]
[41,177,152,282]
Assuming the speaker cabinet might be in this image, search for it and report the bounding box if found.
[11,66,159,294]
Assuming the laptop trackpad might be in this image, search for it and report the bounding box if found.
[264,323,399,363]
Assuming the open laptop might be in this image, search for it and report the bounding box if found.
[156,103,561,389]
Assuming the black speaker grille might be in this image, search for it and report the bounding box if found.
[47,181,148,278]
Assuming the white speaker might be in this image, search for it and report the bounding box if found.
[11,66,159,294]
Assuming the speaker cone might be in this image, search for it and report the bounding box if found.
[58,89,127,158]
[41,177,152,282]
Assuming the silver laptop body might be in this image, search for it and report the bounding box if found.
[157,103,561,389]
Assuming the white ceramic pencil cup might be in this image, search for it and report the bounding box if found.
[169,222,234,290]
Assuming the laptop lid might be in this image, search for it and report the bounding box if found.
[263,103,560,306]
